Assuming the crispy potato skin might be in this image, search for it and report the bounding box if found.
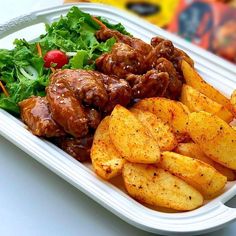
[180,84,233,123]
[123,162,203,211]
[91,116,125,180]
[160,151,227,199]
[175,143,236,181]
[109,105,160,164]
[130,108,177,151]
[187,111,236,170]
[134,97,189,142]
[181,60,232,110]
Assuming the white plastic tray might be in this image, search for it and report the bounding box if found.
[0,3,236,235]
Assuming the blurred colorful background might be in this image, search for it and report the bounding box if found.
[64,0,236,64]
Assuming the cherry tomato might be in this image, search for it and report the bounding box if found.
[44,50,68,69]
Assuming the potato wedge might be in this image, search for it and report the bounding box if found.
[91,116,125,180]
[180,84,233,123]
[130,108,177,151]
[230,90,236,117]
[123,162,203,211]
[160,152,227,199]
[134,97,189,141]
[188,111,236,170]
[175,143,236,181]
[181,60,231,110]
[109,105,160,164]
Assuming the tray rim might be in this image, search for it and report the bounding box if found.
[0,3,236,235]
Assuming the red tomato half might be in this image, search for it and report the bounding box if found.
[44,50,68,69]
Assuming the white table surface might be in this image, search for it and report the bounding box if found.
[0,1,236,235]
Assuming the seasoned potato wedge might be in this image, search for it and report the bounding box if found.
[123,162,203,211]
[231,90,236,117]
[91,116,125,180]
[188,111,236,170]
[109,105,160,164]
[181,60,231,110]
[160,152,227,199]
[130,108,177,151]
[134,97,189,141]
[175,143,236,181]
[180,84,233,123]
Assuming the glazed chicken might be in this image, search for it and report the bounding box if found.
[96,43,146,78]
[49,69,132,112]
[19,96,65,137]
[155,58,183,99]
[150,36,194,76]
[47,74,89,138]
[49,69,108,110]
[95,18,194,100]
[95,43,183,99]
[57,135,93,162]
[96,72,132,113]
[95,18,153,56]
[126,70,170,99]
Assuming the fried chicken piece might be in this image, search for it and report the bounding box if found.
[95,72,132,113]
[46,77,89,138]
[96,43,146,77]
[155,58,183,99]
[146,39,175,68]
[58,135,93,162]
[96,40,185,99]
[150,36,165,47]
[50,69,131,113]
[84,107,101,129]
[51,69,108,109]
[171,48,194,74]
[96,41,183,99]
[19,96,65,137]
[151,36,194,70]
[126,70,170,99]
[50,69,132,113]
[95,19,152,56]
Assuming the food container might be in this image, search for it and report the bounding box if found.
[0,3,236,235]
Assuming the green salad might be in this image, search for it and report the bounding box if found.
[0,6,130,115]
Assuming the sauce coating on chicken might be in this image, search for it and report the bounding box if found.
[58,135,93,162]
[46,74,89,138]
[19,96,65,137]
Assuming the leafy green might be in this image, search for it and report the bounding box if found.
[39,7,116,66]
[0,6,130,115]
[0,39,50,114]
[0,75,48,115]
[96,16,132,36]
[70,50,89,69]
